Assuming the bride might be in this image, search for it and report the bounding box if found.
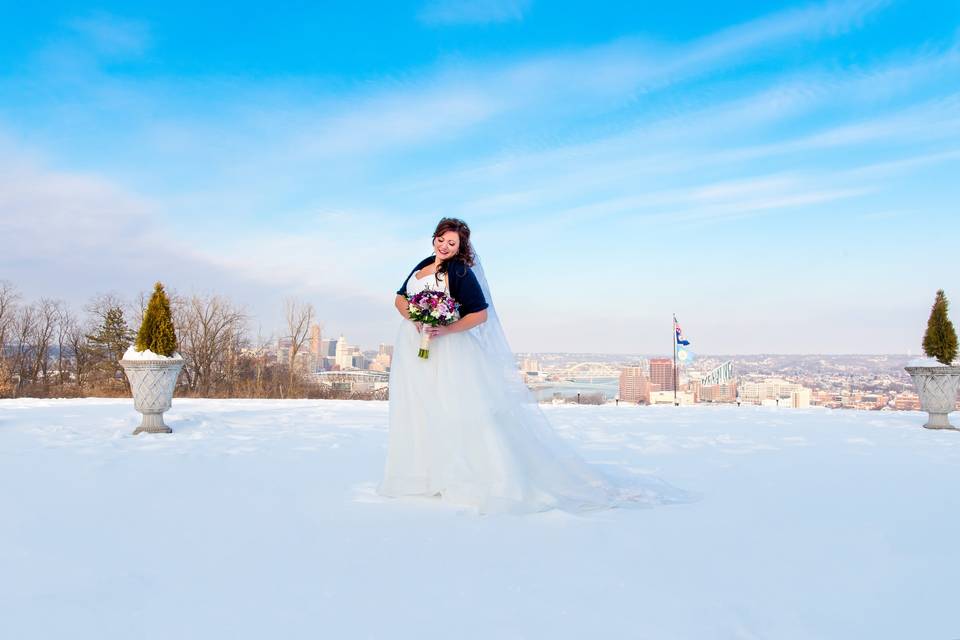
[376,217,685,515]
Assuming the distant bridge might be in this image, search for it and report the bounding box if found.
[313,370,390,387]
[549,362,621,382]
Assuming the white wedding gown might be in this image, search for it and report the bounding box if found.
[377,267,687,515]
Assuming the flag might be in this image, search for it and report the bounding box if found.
[674,315,694,367]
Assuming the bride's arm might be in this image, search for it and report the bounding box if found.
[426,309,487,337]
[394,294,409,318]
[395,294,423,332]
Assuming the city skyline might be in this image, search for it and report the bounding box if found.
[2,1,959,353]
[256,328,927,411]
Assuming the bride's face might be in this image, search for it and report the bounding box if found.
[433,231,460,261]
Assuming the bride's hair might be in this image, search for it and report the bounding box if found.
[433,217,475,281]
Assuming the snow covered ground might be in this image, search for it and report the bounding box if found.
[2,398,959,639]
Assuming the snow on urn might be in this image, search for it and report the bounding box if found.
[120,282,183,435]
[905,289,960,430]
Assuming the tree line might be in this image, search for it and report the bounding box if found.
[0,280,376,400]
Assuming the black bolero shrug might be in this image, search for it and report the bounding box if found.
[396,255,489,316]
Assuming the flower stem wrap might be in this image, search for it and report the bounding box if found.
[418,331,431,359]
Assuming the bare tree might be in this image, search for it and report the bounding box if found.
[284,298,315,390]
[86,293,129,343]
[30,299,60,387]
[54,303,72,385]
[239,326,273,398]
[223,317,247,392]
[0,281,20,395]
[65,314,93,391]
[130,286,161,334]
[177,294,246,396]
[0,280,18,354]
[11,304,37,394]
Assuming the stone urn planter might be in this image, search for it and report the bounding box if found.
[904,366,960,430]
[120,352,184,435]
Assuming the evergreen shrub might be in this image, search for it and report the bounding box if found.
[135,282,178,357]
[922,289,958,365]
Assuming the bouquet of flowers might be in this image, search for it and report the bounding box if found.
[407,290,460,359]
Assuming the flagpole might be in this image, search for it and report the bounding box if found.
[673,314,678,406]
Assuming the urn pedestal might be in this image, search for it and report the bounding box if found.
[120,358,184,435]
[904,366,960,430]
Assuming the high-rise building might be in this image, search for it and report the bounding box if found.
[335,335,352,369]
[330,334,366,370]
[378,343,393,357]
[700,382,738,403]
[649,358,675,392]
[619,366,650,404]
[310,324,322,356]
[319,338,337,357]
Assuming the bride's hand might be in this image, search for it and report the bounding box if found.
[426,325,453,338]
[413,321,423,333]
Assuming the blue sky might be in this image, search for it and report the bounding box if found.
[1,0,958,354]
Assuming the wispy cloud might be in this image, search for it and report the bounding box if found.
[16,0,897,171]
[292,0,896,159]
[499,174,872,232]
[399,43,960,218]
[419,0,532,26]
[294,84,503,157]
[685,0,891,63]
[89,0,888,198]
[67,12,150,58]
